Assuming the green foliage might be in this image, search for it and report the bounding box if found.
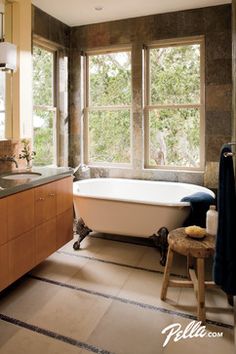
[149,109,200,167]
[149,44,201,167]
[33,46,54,106]
[89,52,131,106]
[33,46,55,166]
[89,110,130,163]
[150,45,200,105]
[19,138,36,163]
[88,52,132,163]
[33,109,54,166]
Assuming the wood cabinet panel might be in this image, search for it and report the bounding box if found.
[7,189,34,240]
[56,177,73,215]
[1,174,73,292]
[0,198,7,245]
[36,218,57,263]
[35,182,57,225]
[57,208,73,249]
[0,243,9,291]
[9,229,35,283]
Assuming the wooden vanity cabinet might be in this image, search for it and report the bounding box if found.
[34,176,73,260]
[0,175,73,292]
[7,189,35,241]
[0,243,9,291]
[35,182,57,225]
[0,198,7,245]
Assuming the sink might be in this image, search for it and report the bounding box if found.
[2,172,42,180]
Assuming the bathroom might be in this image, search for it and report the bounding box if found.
[0,0,235,353]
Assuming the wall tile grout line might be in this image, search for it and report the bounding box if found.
[0,313,114,354]
[28,274,233,330]
[57,250,188,279]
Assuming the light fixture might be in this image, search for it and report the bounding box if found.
[0,10,17,72]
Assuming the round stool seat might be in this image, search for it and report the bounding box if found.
[168,227,215,258]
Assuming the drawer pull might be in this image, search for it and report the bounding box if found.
[38,197,45,201]
[48,193,55,197]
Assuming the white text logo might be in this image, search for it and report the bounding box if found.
[161,320,223,347]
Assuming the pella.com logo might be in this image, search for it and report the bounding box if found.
[161,320,223,347]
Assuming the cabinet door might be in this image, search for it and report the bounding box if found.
[36,218,57,263]
[9,229,35,283]
[0,198,7,245]
[35,182,57,225]
[0,243,9,291]
[57,208,73,248]
[56,176,73,215]
[7,189,34,241]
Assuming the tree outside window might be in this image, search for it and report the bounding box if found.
[145,39,204,169]
[85,50,132,165]
[33,45,57,166]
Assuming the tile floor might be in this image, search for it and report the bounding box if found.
[0,233,234,354]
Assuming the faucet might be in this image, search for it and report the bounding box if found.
[0,156,18,168]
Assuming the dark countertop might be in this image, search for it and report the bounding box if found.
[0,166,74,198]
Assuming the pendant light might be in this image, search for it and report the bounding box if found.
[0,8,16,72]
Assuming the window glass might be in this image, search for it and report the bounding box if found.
[86,50,132,165]
[146,41,203,169]
[150,45,200,105]
[33,45,56,166]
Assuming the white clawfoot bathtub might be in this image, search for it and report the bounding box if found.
[73,178,215,238]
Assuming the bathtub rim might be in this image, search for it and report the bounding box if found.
[73,178,215,208]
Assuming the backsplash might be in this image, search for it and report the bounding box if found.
[0,139,30,173]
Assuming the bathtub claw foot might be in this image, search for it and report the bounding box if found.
[73,218,92,250]
[73,241,81,250]
[151,227,169,266]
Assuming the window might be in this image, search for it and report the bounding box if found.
[145,38,204,169]
[33,44,57,166]
[84,49,132,165]
[0,72,5,139]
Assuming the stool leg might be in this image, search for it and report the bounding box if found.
[187,254,194,274]
[161,248,174,301]
[197,258,205,323]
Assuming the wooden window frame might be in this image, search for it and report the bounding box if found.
[83,47,133,167]
[144,36,205,171]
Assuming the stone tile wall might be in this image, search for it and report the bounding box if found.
[69,5,232,187]
[0,140,30,173]
[32,6,70,48]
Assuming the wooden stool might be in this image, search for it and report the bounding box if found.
[161,227,217,323]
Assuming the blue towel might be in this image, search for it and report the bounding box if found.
[181,192,215,227]
[213,144,236,295]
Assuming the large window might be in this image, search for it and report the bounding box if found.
[145,38,204,169]
[33,44,57,166]
[84,49,132,165]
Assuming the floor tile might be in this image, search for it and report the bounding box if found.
[94,238,147,266]
[118,268,181,310]
[31,251,89,283]
[28,287,112,342]
[67,259,132,296]
[177,286,234,325]
[0,278,61,322]
[0,321,83,354]
[87,301,172,354]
